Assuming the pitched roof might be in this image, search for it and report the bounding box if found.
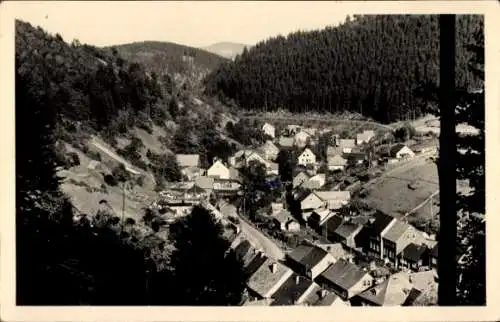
[401,243,429,262]
[228,167,242,181]
[299,148,315,157]
[299,246,331,268]
[390,143,409,155]
[274,210,294,224]
[287,244,312,263]
[408,270,438,292]
[259,140,279,153]
[327,146,342,156]
[314,191,351,202]
[319,259,369,291]
[245,253,268,277]
[271,274,314,306]
[176,154,200,168]
[347,152,367,161]
[370,212,396,236]
[302,285,343,306]
[383,220,412,243]
[357,272,413,306]
[247,258,293,298]
[322,215,344,235]
[267,162,279,171]
[334,222,363,240]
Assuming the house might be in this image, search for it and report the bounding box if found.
[207,160,230,180]
[228,167,242,182]
[327,154,347,171]
[333,221,364,249]
[390,144,415,159]
[302,173,326,190]
[278,136,294,148]
[273,210,300,232]
[258,140,280,161]
[176,154,200,168]
[319,215,344,241]
[338,139,356,153]
[315,259,374,300]
[286,244,336,279]
[382,220,424,267]
[194,176,215,194]
[308,209,335,229]
[356,130,376,145]
[182,166,204,181]
[298,148,317,166]
[262,122,276,139]
[352,272,413,306]
[247,258,294,299]
[301,191,351,212]
[229,149,265,168]
[294,131,311,148]
[270,274,317,306]
[266,162,280,176]
[302,286,350,306]
[326,146,342,157]
[271,202,284,214]
[399,243,429,271]
[366,211,397,258]
[293,172,310,189]
[320,242,353,262]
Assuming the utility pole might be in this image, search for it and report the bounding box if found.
[438,14,457,306]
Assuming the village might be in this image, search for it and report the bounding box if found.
[146,120,470,307]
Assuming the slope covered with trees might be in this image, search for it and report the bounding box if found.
[204,15,483,123]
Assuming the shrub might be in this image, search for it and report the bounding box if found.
[87,150,102,161]
[104,173,118,186]
[67,152,81,167]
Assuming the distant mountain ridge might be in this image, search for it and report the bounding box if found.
[203,42,248,60]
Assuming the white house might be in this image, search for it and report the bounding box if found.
[298,148,317,166]
[262,122,276,139]
[207,160,230,180]
[327,154,347,171]
[301,191,351,212]
[302,174,327,190]
[390,144,415,159]
[294,131,311,148]
[258,140,280,161]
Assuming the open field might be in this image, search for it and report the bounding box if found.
[364,157,439,218]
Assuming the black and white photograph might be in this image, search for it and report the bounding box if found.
[0,0,495,319]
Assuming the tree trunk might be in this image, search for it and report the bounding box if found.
[438,14,457,306]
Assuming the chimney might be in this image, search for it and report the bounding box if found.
[270,262,277,274]
[320,289,328,299]
[295,275,301,285]
[409,275,413,284]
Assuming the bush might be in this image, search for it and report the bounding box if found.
[67,152,80,167]
[104,174,118,186]
[87,150,102,161]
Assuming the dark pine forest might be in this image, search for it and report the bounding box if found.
[204,15,483,123]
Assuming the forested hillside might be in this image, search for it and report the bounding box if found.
[204,15,483,123]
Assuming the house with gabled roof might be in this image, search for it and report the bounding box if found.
[319,215,344,242]
[300,191,351,212]
[315,259,374,301]
[390,144,415,159]
[308,209,335,230]
[332,221,364,249]
[270,274,317,306]
[399,243,429,271]
[258,140,280,161]
[366,211,397,258]
[294,131,311,148]
[382,220,425,267]
[298,148,316,166]
[176,154,200,168]
[327,154,347,171]
[207,160,231,180]
[302,285,350,306]
[302,173,326,190]
[247,257,294,299]
[273,209,300,232]
[278,136,294,148]
[286,244,336,279]
[352,272,413,306]
[262,122,276,139]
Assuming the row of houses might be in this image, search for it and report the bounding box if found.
[233,236,438,306]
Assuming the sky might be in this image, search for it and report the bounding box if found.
[9,1,351,48]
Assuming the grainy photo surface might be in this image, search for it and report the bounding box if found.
[6,0,487,312]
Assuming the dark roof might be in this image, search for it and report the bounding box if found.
[334,222,362,240]
[318,259,369,291]
[234,240,253,260]
[244,254,268,277]
[322,215,343,235]
[370,212,395,236]
[287,245,329,269]
[402,288,424,306]
[401,243,428,262]
[347,152,367,161]
[271,274,314,306]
